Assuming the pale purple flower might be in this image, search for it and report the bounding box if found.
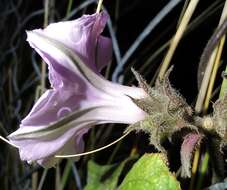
[8,12,147,167]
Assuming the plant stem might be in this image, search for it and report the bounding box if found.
[96,0,103,13]
[60,161,72,190]
[66,0,74,17]
[196,0,227,113]
[32,172,38,190]
[218,1,227,97]
[56,164,61,190]
[204,36,226,110]
[189,146,200,190]
[158,0,199,80]
[195,152,209,190]
[192,3,227,190]
[37,169,48,190]
[107,140,122,164]
[177,0,190,27]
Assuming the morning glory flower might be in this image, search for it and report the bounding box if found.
[8,12,147,167]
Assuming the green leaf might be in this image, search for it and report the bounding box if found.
[119,153,181,190]
[84,159,127,190]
